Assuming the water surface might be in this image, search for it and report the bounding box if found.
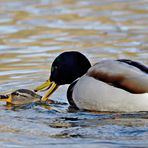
[0,0,148,147]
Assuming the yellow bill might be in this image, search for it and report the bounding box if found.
[0,94,12,103]
[34,80,53,92]
[34,80,59,102]
[41,82,59,101]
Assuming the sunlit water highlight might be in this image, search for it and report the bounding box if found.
[0,0,148,147]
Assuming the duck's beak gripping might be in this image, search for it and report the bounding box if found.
[0,94,12,103]
[34,80,59,102]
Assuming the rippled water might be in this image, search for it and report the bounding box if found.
[0,0,148,147]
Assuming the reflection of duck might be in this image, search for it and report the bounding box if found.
[0,89,41,105]
[34,51,148,112]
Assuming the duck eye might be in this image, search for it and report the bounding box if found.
[12,92,19,96]
[51,66,58,72]
[55,66,58,70]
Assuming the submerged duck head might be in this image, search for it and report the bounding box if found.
[0,89,41,105]
[34,51,91,101]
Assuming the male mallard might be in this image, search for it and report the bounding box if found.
[34,51,148,112]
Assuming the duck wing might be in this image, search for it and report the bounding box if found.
[87,60,148,94]
[117,59,148,74]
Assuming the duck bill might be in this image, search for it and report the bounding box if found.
[34,80,53,92]
[41,82,59,102]
[34,80,59,102]
[0,94,12,103]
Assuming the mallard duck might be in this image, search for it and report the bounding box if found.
[0,89,57,106]
[0,89,41,105]
[34,51,148,112]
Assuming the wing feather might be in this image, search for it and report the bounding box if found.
[87,60,148,94]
